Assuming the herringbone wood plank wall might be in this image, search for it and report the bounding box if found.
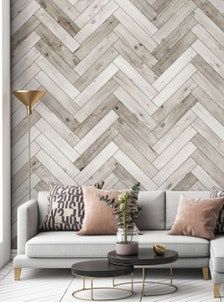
[11,0,224,247]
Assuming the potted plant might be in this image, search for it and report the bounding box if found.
[100,183,142,255]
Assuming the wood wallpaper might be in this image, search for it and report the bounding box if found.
[11,0,224,247]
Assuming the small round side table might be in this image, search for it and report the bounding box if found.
[71,260,134,301]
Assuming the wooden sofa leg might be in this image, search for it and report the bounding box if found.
[202,267,209,280]
[14,268,22,281]
[214,284,221,298]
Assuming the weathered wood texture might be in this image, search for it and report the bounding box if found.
[11,0,224,247]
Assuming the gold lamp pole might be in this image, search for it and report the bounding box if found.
[13,90,46,199]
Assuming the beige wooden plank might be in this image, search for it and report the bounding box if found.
[12,126,40,161]
[153,142,196,186]
[152,63,196,107]
[153,0,188,28]
[113,164,139,189]
[129,0,157,22]
[192,165,219,189]
[75,48,118,92]
[114,150,157,190]
[36,134,80,178]
[152,15,197,61]
[75,110,118,154]
[153,48,196,91]
[103,173,120,190]
[192,71,224,111]
[85,157,118,186]
[152,31,197,76]
[192,39,224,79]
[113,119,157,162]
[114,0,157,36]
[114,71,157,115]
[11,31,40,66]
[75,126,118,170]
[113,38,157,83]
[173,172,197,191]
[75,94,119,138]
[12,142,41,176]
[35,102,80,147]
[75,0,110,28]
[153,1,196,43]
[114,102,158,146]
[11,47,41,82]
[114,134,158,177]
[209,0,224,13]
[114,23,158,68]
[192,23,224,65]
[153,79,197,123]
[190,180,207,191]
[153,93,197,139]
[75,79,118,123]
[11,0,32,19]
[191,55,224,95]
[35,39,79,84]
[74,32,118,76]
[191,102,224,141]
[74,63,118,106]
[11,0,40,35]
[52,0,79,21]
[35,23,78,68]
[192,118,224,156]
[114,55,157,99]
[36,55,79,99]
[36,0,79,36]
[153,110,197,154]
[75,142,119,184]
[192,86,224,127]
[75,15,119,60]
[36,150,76,185]
[158,158,197,190]
[192,8,224,46]
[113,8,157,52]
[192,148,224,189]
[35,118,79,162]
[36,8,79,52]
[153,126,196,170]
[75,0,95,12]
[35,71,79,115]
[113,87,157,130]
[75,1,119,44]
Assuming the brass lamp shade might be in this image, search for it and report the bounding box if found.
[13,90,46,115]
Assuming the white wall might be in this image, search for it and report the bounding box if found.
[0,0,11,269]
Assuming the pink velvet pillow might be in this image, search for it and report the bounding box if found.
[168,194,224,239]
[77,186,120,235]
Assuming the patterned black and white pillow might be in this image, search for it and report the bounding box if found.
[42,182,104,231]
[210,187,224,233]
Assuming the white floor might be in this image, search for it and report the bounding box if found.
[0,262,223,302]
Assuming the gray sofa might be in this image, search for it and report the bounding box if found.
[13,190,224,298]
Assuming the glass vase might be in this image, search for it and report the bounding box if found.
[116,228,139,255]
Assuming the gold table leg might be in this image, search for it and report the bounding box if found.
[83,277,86,289]
[131,272,134,293]
[140,268,146,302]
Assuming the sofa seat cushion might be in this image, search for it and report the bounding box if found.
[140,231,209,258]
[210,235,224,273]
[25,231,210,258]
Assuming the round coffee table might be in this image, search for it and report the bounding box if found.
[71,260,134,301]
[108,248,178,299]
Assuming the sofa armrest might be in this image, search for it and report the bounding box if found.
[210,235,224,274]
[17,199,38,254]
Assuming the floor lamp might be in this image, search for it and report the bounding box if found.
[13,90,46,200]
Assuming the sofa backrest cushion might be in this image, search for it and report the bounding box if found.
[166,191,210,230]
[136,191,165,230]
[37,191,49,229]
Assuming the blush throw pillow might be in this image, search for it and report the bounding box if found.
[210,187,224,233]
[42,182,104,231]
[168,194,224,239]
[77,186,120,235]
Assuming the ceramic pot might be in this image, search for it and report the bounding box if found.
[116,241,139,255]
